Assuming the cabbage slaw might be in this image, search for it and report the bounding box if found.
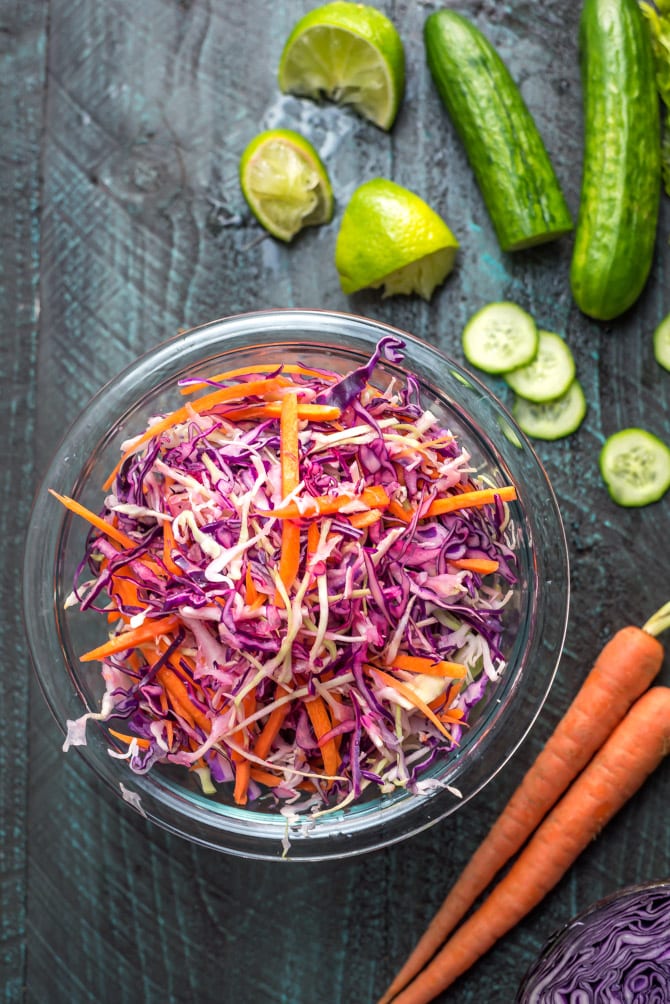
[57,336,519,813]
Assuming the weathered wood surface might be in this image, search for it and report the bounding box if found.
[3,0,669,1001]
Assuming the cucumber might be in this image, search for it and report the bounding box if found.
[504,330,576,403]
[599,428,670,507]
[462,302,538,374]
[570,0,661,321]
[424,10,573,252]
[512,381,587,441]
[653,314,670,372]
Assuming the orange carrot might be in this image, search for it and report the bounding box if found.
[389,655,467,679]
[387,499,414,523]
[258,484,390,520]
[103,377,292,489]
[249,767,285,788]
[277,393,302,597]
[372,668,455,742]
[425,485,517,518]
[156,665,212,735]
[387,486,516,525]
[49,490,137,549]
[306,520,321,556]
[107,566,142,617]
[244,564,264,611]
[385,685,670,1004]
[231,691,257,806]
[347,509,383,530]
[379,616,666,1004]
[220,402,341,422]
[305,694,340,779]
[451,557,499,575]
[180,362,337,395]
[252,685,290,761]
[108,729,151,749]
[80,615,179,662]
[233,757,252,805]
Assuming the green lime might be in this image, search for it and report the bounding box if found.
[239,128,334,242]
[278,2,405,130]
[334,178,459,299]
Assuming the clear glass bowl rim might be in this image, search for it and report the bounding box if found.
[23,308,570,861]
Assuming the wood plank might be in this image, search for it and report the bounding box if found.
[28,0,670,1001]
[0,1,48,996]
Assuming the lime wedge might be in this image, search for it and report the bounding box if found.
[334,178,459,299]
[278,2,405,130]
[239,129,334,242]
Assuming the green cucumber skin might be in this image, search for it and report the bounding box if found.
[424,10,573,253]
[570,0,661,322]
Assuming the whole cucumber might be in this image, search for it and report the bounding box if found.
[424,9,573,252]
[570,0,661,321]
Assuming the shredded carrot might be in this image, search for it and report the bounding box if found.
[425,485,517,518]
[388,499,413,523]
[347,509,383,529]
[306,521,321,556]
[244,563,263,609]
[387,487,516,524]
[108,729,151,749]
[156,665,212,734]
[440,707,465,724]
[372,668,455,742]
[180,363,337,395]
[220,402,341,422]
[253,685,290,761]
[249,767,284,788]
[259,484,390,520]
[305,694,340,779]
[103,377,293,489]
[451,557,500,575]
[49,490,137,549]
[231,692,257,806]
[80,615,179,662]
[275,393,302,600]
[233,757,252,805]
[107,566,142,617]
[390,654,467,679]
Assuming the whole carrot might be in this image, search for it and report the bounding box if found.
[387,685,670,1004]
[379,603,669,1004]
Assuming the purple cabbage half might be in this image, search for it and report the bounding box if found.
[516,882,670,1004]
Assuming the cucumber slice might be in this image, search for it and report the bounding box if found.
[462,302,538,374]
[504,330,576,403]
[653,314,670,372]
[512,380,587,440]
[599,427,670,507]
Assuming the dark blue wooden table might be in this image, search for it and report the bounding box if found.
[3,2,669,1002]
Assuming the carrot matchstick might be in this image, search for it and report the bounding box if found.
[79,615,180,662]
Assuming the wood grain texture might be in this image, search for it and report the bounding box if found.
[0,2,46,1000]
[7,0,670,1002]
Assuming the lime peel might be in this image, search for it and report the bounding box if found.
[239,128,333,243]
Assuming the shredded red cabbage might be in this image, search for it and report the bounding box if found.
[60,338,519,813]
[517,883,670,1003]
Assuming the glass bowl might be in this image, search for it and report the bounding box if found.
[516,881,670,1002]
[23,308,569,861]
